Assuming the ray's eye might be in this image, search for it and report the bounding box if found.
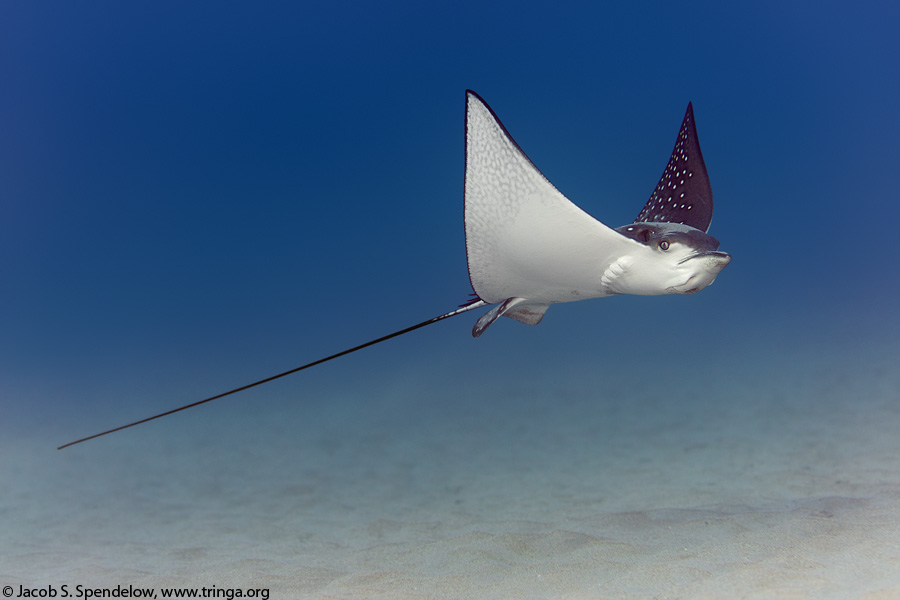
[659,240,670,251]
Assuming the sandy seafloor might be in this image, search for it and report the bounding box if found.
[3,331,900,600]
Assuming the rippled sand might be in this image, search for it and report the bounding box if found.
[3,341,899,599]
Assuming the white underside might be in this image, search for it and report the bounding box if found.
[464,93,646,314]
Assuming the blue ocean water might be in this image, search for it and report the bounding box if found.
[1,2,899,597]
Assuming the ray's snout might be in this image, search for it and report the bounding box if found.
[693,250,732,268]
[674,250,731,294]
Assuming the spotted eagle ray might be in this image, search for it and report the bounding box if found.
[59,90,730,449]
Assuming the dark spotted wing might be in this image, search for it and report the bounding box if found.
[635,103,713,232]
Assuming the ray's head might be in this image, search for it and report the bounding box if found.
[612,103,730,296]
[614,222,731,295]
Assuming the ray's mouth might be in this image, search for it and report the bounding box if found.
[678,250,732,265]
[667,251,731,295]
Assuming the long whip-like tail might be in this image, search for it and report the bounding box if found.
[58,300,488,450]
